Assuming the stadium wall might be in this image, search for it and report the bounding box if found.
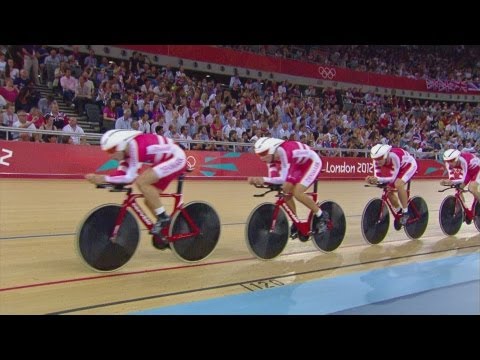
[0,141,447,180]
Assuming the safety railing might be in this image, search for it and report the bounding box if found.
[0,126,445,160]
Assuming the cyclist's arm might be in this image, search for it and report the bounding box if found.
[376,154,400,184]
[105,140,141,184]
[263,147,288,185]
[448,160,467,185]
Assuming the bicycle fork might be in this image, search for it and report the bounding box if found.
[109,197,143,242]
[269,205,282,232]
[109,206,130,242]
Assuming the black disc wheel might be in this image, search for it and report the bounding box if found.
[76,204,140,272]
[311,201,346,252]
[474,201,480,232]
[169,201,221,262]
[245,203,289,260]
[439,195,463,236]
[361,198,389,245]
[404,196,429,239]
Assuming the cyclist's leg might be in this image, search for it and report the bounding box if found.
[468,168,480,203]
[397,160,417,224]
[395,179,411,225]
[143,198,156,217]
[292,183,319,213]
[292,154,322,213]
[386,185,403,229]
[142,155,186,236]
[293,156,327,232]
[387,189,401,210]
[395,178,408,210]
[294,183,328,233]
[136,168,162,214]
[283,183,298,238]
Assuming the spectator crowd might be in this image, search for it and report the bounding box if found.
[220,45,480,85]
[0,45,479,160]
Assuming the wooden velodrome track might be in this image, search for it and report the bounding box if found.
[0,179,479,314]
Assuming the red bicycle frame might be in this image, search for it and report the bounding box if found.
[375,181,421,225]
[451,186,478,222]
[108,174,200,242]
[268,181,325,236]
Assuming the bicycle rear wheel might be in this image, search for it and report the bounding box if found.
[361,198,389,245]
[473,201,480,232]
[311,201,346,252]
[404,196,429,239]
[76,204,140,272]
[245,203,289,260]
[169,201,221,262]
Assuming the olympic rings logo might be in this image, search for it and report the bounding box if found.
[317,66,337,80]
[186,155,197,171]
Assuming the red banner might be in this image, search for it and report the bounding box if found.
[118,45,480,95]
[425,79,480,94]
[0,141,447,180]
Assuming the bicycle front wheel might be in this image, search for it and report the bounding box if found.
[76,204,140,272]
[245,203,289,260]
[439,195,462,236]
[361,198,389,245]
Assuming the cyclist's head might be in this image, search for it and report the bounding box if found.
[370,144,392,161]
[443,149,460,164]
[100,130,142,153]
[254,137,285,157]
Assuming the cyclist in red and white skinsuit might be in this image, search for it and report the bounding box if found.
[366,144,417,225]
[440,149,480,203]
[248,138,328,236]
[85,130,186,249]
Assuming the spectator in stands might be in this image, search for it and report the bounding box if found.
[154,125,165,136]
[52,61,67,97]
[15,80,39,112]
[102,99,117,129]
[80,136,90,146]
[39,114,58,143]
[48,101,69,130]
[178,125,192,150]
[27,107,45,129]
[56,47,68,63]
[115,109,132,129]
[5,59,19,82]
[13,109,36,141]
[0,78,19,106]
[21,46,40,85]
[14,69,30,91]
[44,49,61,89]
[45,133,58,144]
[38,94,55,116]
[227,129,238,151]
[62,117,85,145]
[60,68,77,106]
[138,113,152,134]
[1,103,19,139]
[229,72,242,89]
[73,75,94,115]
[0,52,6,84]
[83,49,97,69]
